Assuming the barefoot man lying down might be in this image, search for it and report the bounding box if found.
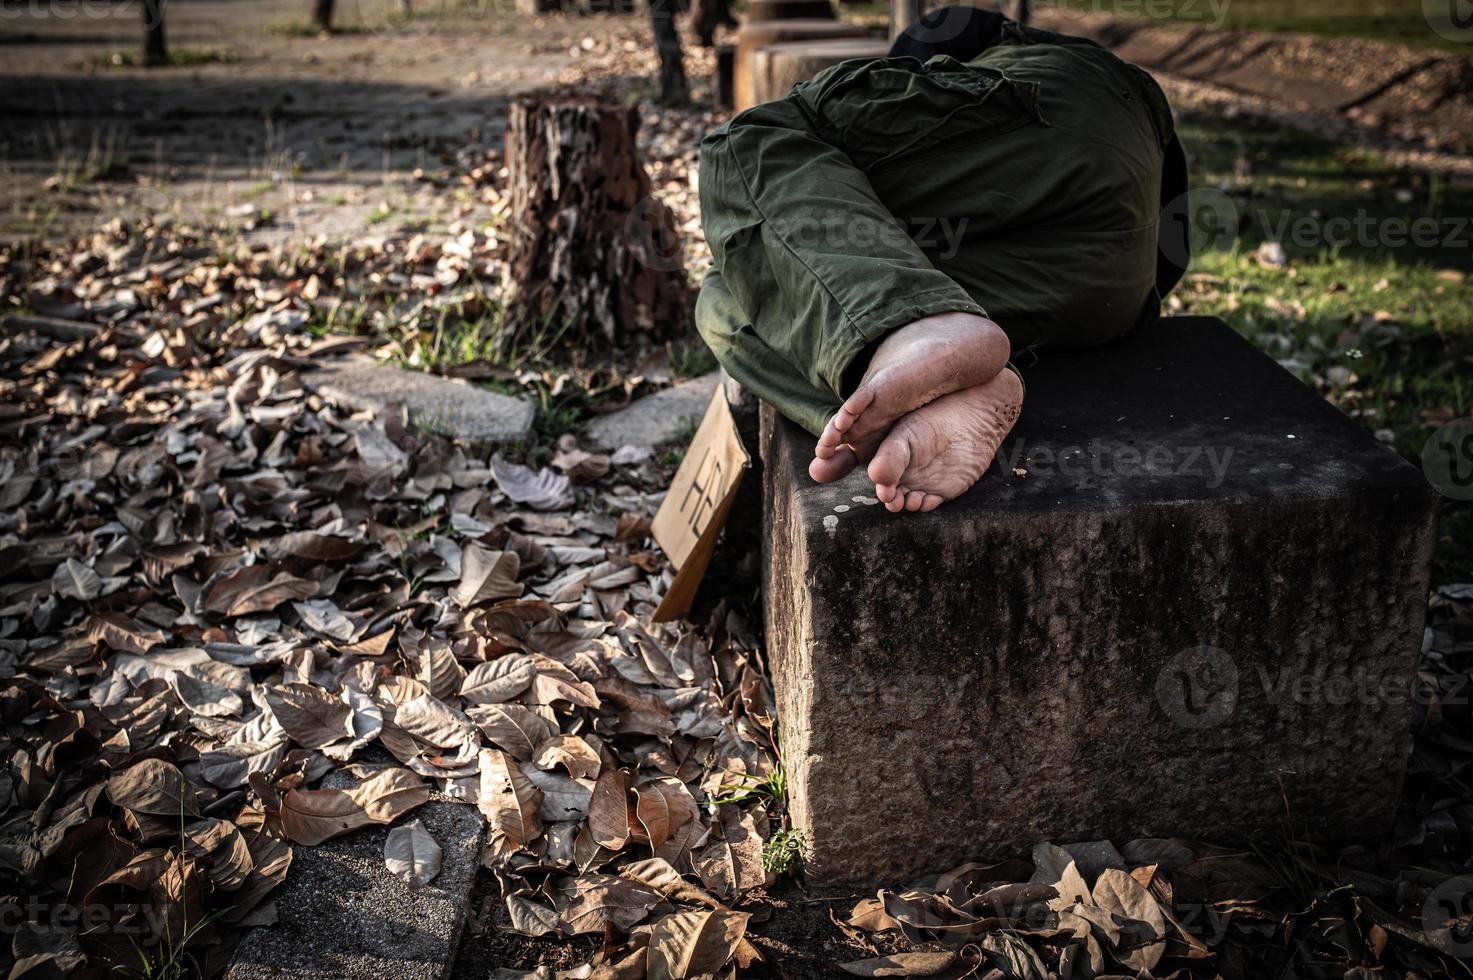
[695,7,1188,512]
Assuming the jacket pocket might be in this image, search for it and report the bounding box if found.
[801,55,1042,173]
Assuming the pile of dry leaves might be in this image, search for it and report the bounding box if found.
[0,261,776,980]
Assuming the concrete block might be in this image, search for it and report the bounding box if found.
[307,357,535,447]
[747,38,892,108]
[761,316,1437,887]
[585,371,722,449]
[225,771,486,980]
[734,20,872,110]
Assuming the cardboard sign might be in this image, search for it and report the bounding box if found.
[651,389,750,622]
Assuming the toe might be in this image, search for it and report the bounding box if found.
[884,490,906,513]
[867,431,912,489]
[815,416,845,457]
[809,447,859,484]
[905,490,925,511]
[834,386,875,433]
[874,482,897,503]
[920,493,944,512]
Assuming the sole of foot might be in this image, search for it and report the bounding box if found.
[811,311,1009,483]
[867,367,1024,513]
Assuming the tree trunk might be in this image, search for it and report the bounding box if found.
[500,97,691,354]
[141,0,167,66]
[689,0,736,47]
[714,43,736,110]
[649,0,689,104]
[314,0,335,31]
[1014,0,1031,25]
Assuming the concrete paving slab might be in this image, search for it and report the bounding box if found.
[308,357,534,447]
[585,372,721,449]
[225,770,486,980]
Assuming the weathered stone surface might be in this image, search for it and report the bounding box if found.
[225,770,485,980]
[585,371,721,449]
[746,38,890,109]
[734,19,870,110]
[307,357,534,446]
[762,316,1437,888]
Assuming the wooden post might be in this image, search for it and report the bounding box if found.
[141,0,167,66]
[314,0,336,31]
[500,97,691,354]
[690,0,737,47]
[714,44,736,110]
[889,0,921,40]
[650,0,689,104]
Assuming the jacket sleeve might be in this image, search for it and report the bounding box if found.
[697,62,987,401]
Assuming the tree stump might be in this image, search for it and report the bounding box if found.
[734,19,869,110]
[500,97,691,354]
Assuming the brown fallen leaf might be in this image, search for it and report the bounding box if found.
[106,758,201,818]
[86,612,166,655]
[838,951,962,977]
[555,873,663,935]
[646,907,750,979]
[479,748,544,849]
[384,819,442,889]
[265,682,353,750]
[279,787,375,846]
[469,703,558,760]
[204,564,316,617]
[588,767,633,851]
[449,542,523,607]
[532,734,602,780]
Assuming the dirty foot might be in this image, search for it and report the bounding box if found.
[812,311,1009,478]
[867,367,1024,512]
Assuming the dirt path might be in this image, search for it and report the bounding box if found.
[1034,7,1473,175]
[0,0,601,242]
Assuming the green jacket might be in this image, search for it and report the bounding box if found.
[696,23,1177,435]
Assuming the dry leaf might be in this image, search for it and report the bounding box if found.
[646,908,750,979]
[479,748,543,849]
[384,819,442,888]
[450,543,523,607]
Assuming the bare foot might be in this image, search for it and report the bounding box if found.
[867,367,1024,512]
[810,311,1009,484]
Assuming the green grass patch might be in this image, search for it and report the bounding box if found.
[1174,105,1473,581]
[89,47,240,69]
